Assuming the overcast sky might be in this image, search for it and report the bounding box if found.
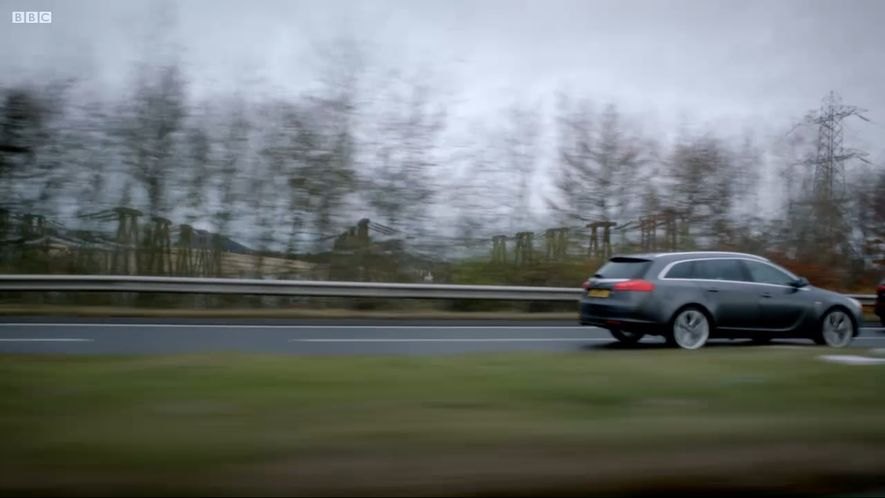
[2,0,884,230]
[4,0,884,121]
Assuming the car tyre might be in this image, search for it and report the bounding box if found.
[813,308,855,348]
[609,329,644,345]
[667,307,711,350]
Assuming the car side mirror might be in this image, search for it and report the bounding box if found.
[791,277,809,288]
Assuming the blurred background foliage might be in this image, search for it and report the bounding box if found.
[1,35,883,302]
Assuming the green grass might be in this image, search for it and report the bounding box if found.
[1,350,884,496]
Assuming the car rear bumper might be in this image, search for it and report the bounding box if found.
[579,299,666,333]
[579,316,665,333]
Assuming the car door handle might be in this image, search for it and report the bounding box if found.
[761,292,772,298]
[706,288,720,293]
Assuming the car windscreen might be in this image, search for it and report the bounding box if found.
[594,258,652,279]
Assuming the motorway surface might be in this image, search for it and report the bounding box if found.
[0,317,883,355]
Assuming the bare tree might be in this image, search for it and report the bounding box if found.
[731,132,763,221]
[851,164,885,267]
[116,63,186,217]
[277,37,365,247]
[211,96,250,242]
[549,98,644,226]
[0,81,71,214]
[69,95,117,216]
[666,133,736,246]
[869,168,885,266]
[499,102,540,231]
[364,71,446,236]
[596,105,644,223]
[180,107,211,225]
[548,95,594,225]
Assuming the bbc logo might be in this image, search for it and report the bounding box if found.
[11,11,52,23]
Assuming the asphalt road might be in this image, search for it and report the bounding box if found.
[0,317,883,355]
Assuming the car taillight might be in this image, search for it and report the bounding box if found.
[878,285,885,294]
[582,280,591,290]
[612,279,655,292]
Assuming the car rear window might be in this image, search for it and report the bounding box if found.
[594,258,652,279]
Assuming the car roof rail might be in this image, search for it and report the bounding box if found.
[652,251,769,261]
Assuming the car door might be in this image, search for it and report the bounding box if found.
[741,260,809,331]
[692,258,760,330]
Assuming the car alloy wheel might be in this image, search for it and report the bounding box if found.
[671,309,710,350]
[818,309,853,348]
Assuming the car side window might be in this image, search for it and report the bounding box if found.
[693,259,748,281]
[666,261,695,278]
[743,261,795,286]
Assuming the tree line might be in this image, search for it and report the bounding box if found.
[0,40,883,289]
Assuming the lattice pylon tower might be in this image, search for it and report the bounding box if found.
[804,91,869,252]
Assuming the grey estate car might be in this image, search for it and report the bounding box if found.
[580,251,863,349]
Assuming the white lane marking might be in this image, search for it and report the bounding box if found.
[819,355,885,365]
[0,323,593,330]
[0,338,93,342]
[291,338,611,343]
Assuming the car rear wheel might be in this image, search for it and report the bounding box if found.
[813,309,854,348]
[609,329,644,344]
[667,308,710,350]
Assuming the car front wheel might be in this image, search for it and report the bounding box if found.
[813,309,855,348]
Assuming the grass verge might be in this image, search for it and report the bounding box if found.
[1,349,884,496]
